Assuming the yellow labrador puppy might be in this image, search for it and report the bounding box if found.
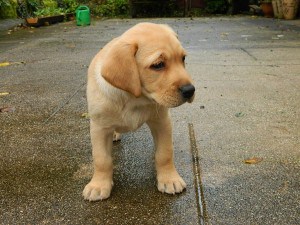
[83,23,195,201]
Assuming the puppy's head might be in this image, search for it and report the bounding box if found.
[101,22,195,108]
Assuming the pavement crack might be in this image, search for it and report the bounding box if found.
[188,123,209,225]
[43,82,86,124]
[240,47,257,61]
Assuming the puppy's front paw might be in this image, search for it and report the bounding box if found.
[83,179,113,201]
[157,172,186,194]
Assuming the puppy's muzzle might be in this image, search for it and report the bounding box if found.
[179,84,195,102]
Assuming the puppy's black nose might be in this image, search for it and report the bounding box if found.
[179,84,195,99]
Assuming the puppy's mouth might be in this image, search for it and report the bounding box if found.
[148,94,194,108]
[186,93,195,103]
[167,84,195,107]
[142,84,195,108]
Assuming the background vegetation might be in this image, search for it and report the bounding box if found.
[0,0,230,19]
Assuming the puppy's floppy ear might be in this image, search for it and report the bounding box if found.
[101,40,141,97]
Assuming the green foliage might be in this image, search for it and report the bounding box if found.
[0,0,18,18]
[17,0,79,18]
[93,0,128,17]
[57,0,79,13]
[0,0,10,8]
[34,6,64,16]
[188,8,205,17]
[1,0,78,19]
[16,0,40,18]
[27,0,40,15]
[205,0,228,14]
[32,0,70,16]
[43,0,57,8]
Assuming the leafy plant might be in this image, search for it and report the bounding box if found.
[18,0,78,18]
[0,0,10,8]
[188,8,205,17]
[61,0,78,13]
[93,0,128,17]
[17,0,41,18]
[0,0,17,19]
[27,0,41,15]
[43,0,57,8]
[33,6,64,16]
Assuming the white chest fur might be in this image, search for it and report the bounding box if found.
[89,69,158,133]
[114,103,154,133]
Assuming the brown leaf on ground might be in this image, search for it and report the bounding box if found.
[277,181,289,193]
[0,106,16,113]
[243,157,263,164]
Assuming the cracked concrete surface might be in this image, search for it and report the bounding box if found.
[1,16,299,224]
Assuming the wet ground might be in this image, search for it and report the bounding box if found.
[0,17,299,224]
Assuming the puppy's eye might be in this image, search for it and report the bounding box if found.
[182,56,186,62]
[150,62,165,71]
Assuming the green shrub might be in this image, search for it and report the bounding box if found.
[57,0,79,13]
[34,6,64,16]
[0,0,18,18]
[93,0,129,17]
[42,0,57,8]
[27,0,41,14]
[0,0,10,8]
[16,0,41,18]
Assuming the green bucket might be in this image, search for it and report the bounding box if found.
[76,6,90,26]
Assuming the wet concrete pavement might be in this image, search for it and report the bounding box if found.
[0,17,299,224]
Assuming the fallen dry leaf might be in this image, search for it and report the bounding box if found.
[81,112,89,119]
[0,61,25,67]
[0,62,10,67]
[0,106,16,113]
[0,92,10,96]
[277,181,289,193]
[243,157,263,164]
